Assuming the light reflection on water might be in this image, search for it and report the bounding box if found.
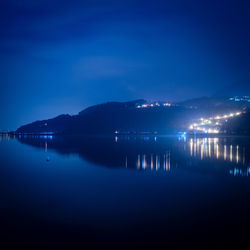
[1,133,249,176]
[122,136,249,176]
[188,137,242,164]
[136,151,171,171]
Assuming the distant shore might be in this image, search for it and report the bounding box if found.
[1,131,250,138]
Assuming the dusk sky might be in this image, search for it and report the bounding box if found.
[1,0,250,130]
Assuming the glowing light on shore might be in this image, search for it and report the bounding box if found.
[136,102,172,109]
[188,111,242,134]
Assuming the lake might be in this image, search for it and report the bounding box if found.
[1,134,250,249]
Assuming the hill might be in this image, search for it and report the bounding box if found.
[16,98,250,135]
[16,100,198,134]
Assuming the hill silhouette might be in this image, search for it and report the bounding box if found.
[16,98,250,135]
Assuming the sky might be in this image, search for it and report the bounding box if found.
[0,0,250,130]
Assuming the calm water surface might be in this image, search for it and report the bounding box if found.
[1,134,250,249]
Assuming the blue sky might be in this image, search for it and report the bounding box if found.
[0,0,250,129]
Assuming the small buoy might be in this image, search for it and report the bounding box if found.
[46,156,51,162]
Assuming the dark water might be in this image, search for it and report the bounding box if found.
[1,134,250,249]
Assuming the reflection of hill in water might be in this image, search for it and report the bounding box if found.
[16,135,250,176]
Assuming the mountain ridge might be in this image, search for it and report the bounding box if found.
[16,97,250,135]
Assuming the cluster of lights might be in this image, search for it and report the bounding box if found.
[210,112,241,120]
[136,102,172,108]
[163,103,171,107]
[189,111,242,134]
[229,96,250,102]
[190,127,220,134]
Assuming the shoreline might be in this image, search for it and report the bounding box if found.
[1,131,250,138]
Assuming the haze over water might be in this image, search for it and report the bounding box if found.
[1,134,250,248]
